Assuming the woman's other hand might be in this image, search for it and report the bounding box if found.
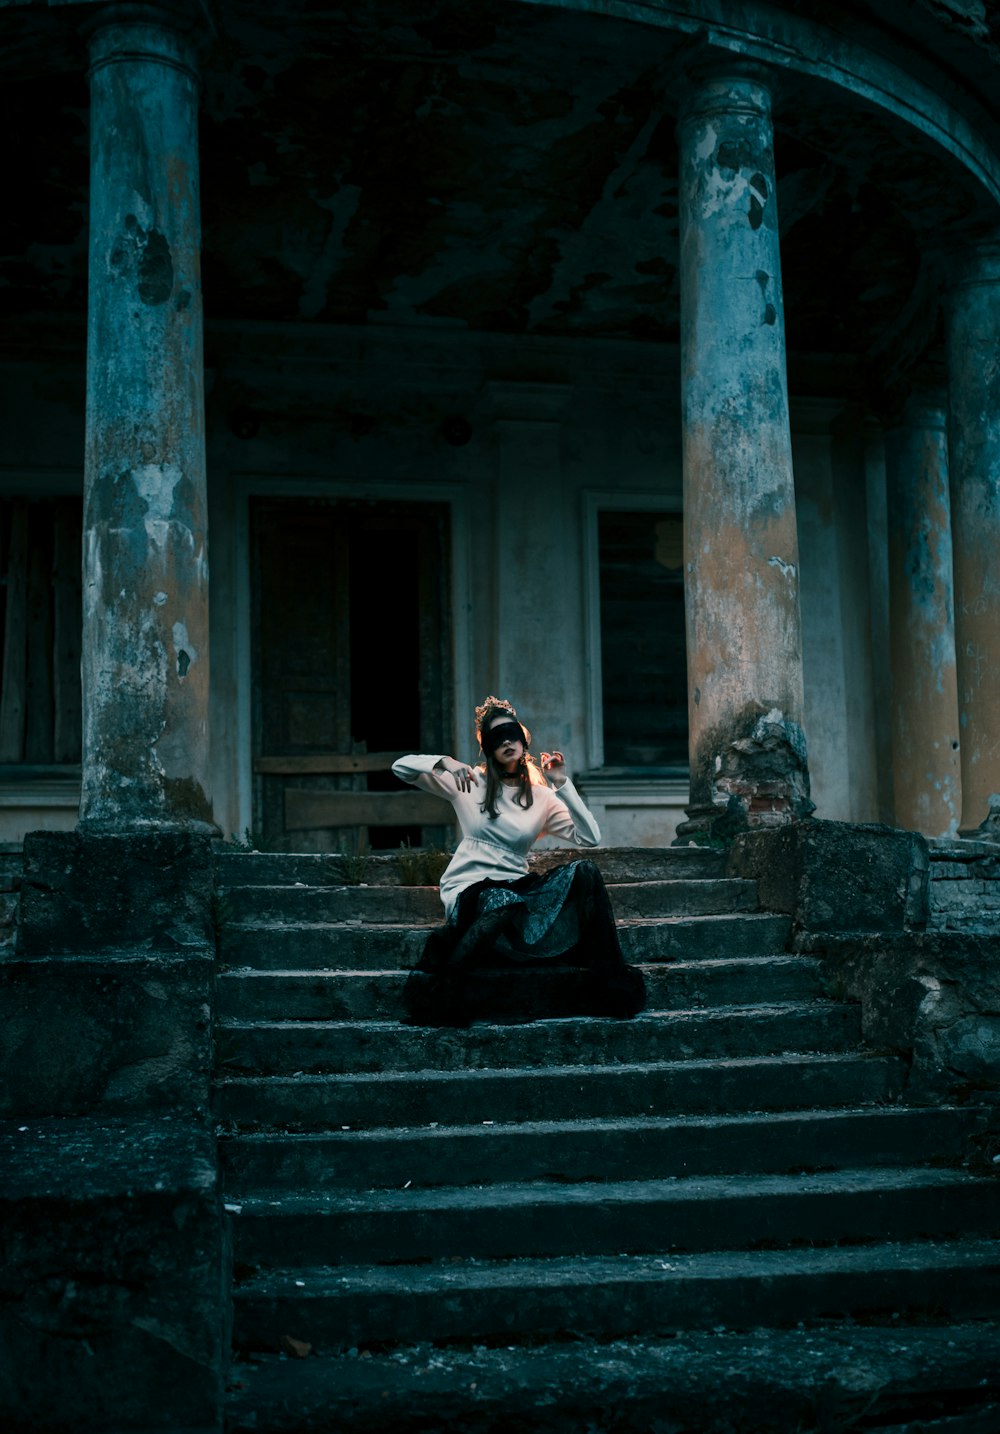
[541,751,568,788]
[435,756,480,792]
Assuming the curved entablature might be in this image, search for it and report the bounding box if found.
[522,0,1000,213]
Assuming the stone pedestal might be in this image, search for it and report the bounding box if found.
[82,9,213,832]
[728,819,930,937]
[0,1119,227,1434]
[676,69,810,839]
[884,393,961,837]
[946,235,1000,838]
[2,828,225,1433]
[2,831,225,1434]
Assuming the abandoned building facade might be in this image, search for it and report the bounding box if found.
[2,0,999,852]
[3,1,1000,1431]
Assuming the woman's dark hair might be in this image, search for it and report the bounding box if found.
[477,702,537,820]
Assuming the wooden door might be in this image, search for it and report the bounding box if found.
[250,497,454,852]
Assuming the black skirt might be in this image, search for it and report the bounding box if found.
[403,858,647,1026]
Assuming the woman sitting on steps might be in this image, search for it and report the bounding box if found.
[392,695,647,1027]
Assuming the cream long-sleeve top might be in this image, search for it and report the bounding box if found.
[391,754,601,918]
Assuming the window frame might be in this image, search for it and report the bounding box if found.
[582,488,686,774]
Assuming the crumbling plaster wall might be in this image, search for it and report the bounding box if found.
[201,324,878,842]
[203,326,692,842]
[1,329,883,846]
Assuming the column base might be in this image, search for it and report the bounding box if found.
[674,794,807,847]
[959,795,1000,845]
[677,708,815,848]
[77,815,220,837]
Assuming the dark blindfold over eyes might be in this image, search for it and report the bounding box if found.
[482,721,526,755]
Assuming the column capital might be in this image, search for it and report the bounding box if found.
[943,228,1000,293]
[84,2,207,80]
[881,369,948,432]
[676,64,775,130]
[675,40,782,127]
[899,390,948,431]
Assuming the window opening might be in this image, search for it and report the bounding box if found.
[0,496,82,767]
[598,509,687,768]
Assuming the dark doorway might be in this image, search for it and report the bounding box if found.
[250,496,453,852]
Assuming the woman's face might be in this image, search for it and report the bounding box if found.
[488,714,524,773]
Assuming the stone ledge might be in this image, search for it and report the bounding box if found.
[727,819,928,934]
[19,830,213,957]
[0,1117,217,1201]
[225,1324,1000,1434]
[4,947,215,967]
[929,837,1000,861]
[0,952,213,1119]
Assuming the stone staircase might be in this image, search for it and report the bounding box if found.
[214,847,1000,1431]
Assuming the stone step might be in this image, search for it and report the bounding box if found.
[533,846,728,882]
[214,1051,906,1132]
[214,845,727,889]
[215,955,826,1022]
[231,1238,1000,1352]
[618,913,792,962]
[230,1168,1000,1269]
[218,913,793,971]
[224,1323,1000,1434]
[218,878,759,926]
[215,1003,862,1077]
[220,1105,988,1194]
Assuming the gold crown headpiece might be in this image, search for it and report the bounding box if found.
[475,695,519,745]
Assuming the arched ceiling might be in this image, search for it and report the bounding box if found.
[1,0,998,381]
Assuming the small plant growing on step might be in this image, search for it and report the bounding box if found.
[397,840,424,886]
[337,835,370,886]
[397,841,452,886]
[420,846,451,885]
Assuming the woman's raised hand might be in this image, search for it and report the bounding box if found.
[435,756,480,792]
[540,751,568,788]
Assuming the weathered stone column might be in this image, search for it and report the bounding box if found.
[884,391,961,837]
[946,235,1000,838]
[677,69,810,837]
[82,7,213,830]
